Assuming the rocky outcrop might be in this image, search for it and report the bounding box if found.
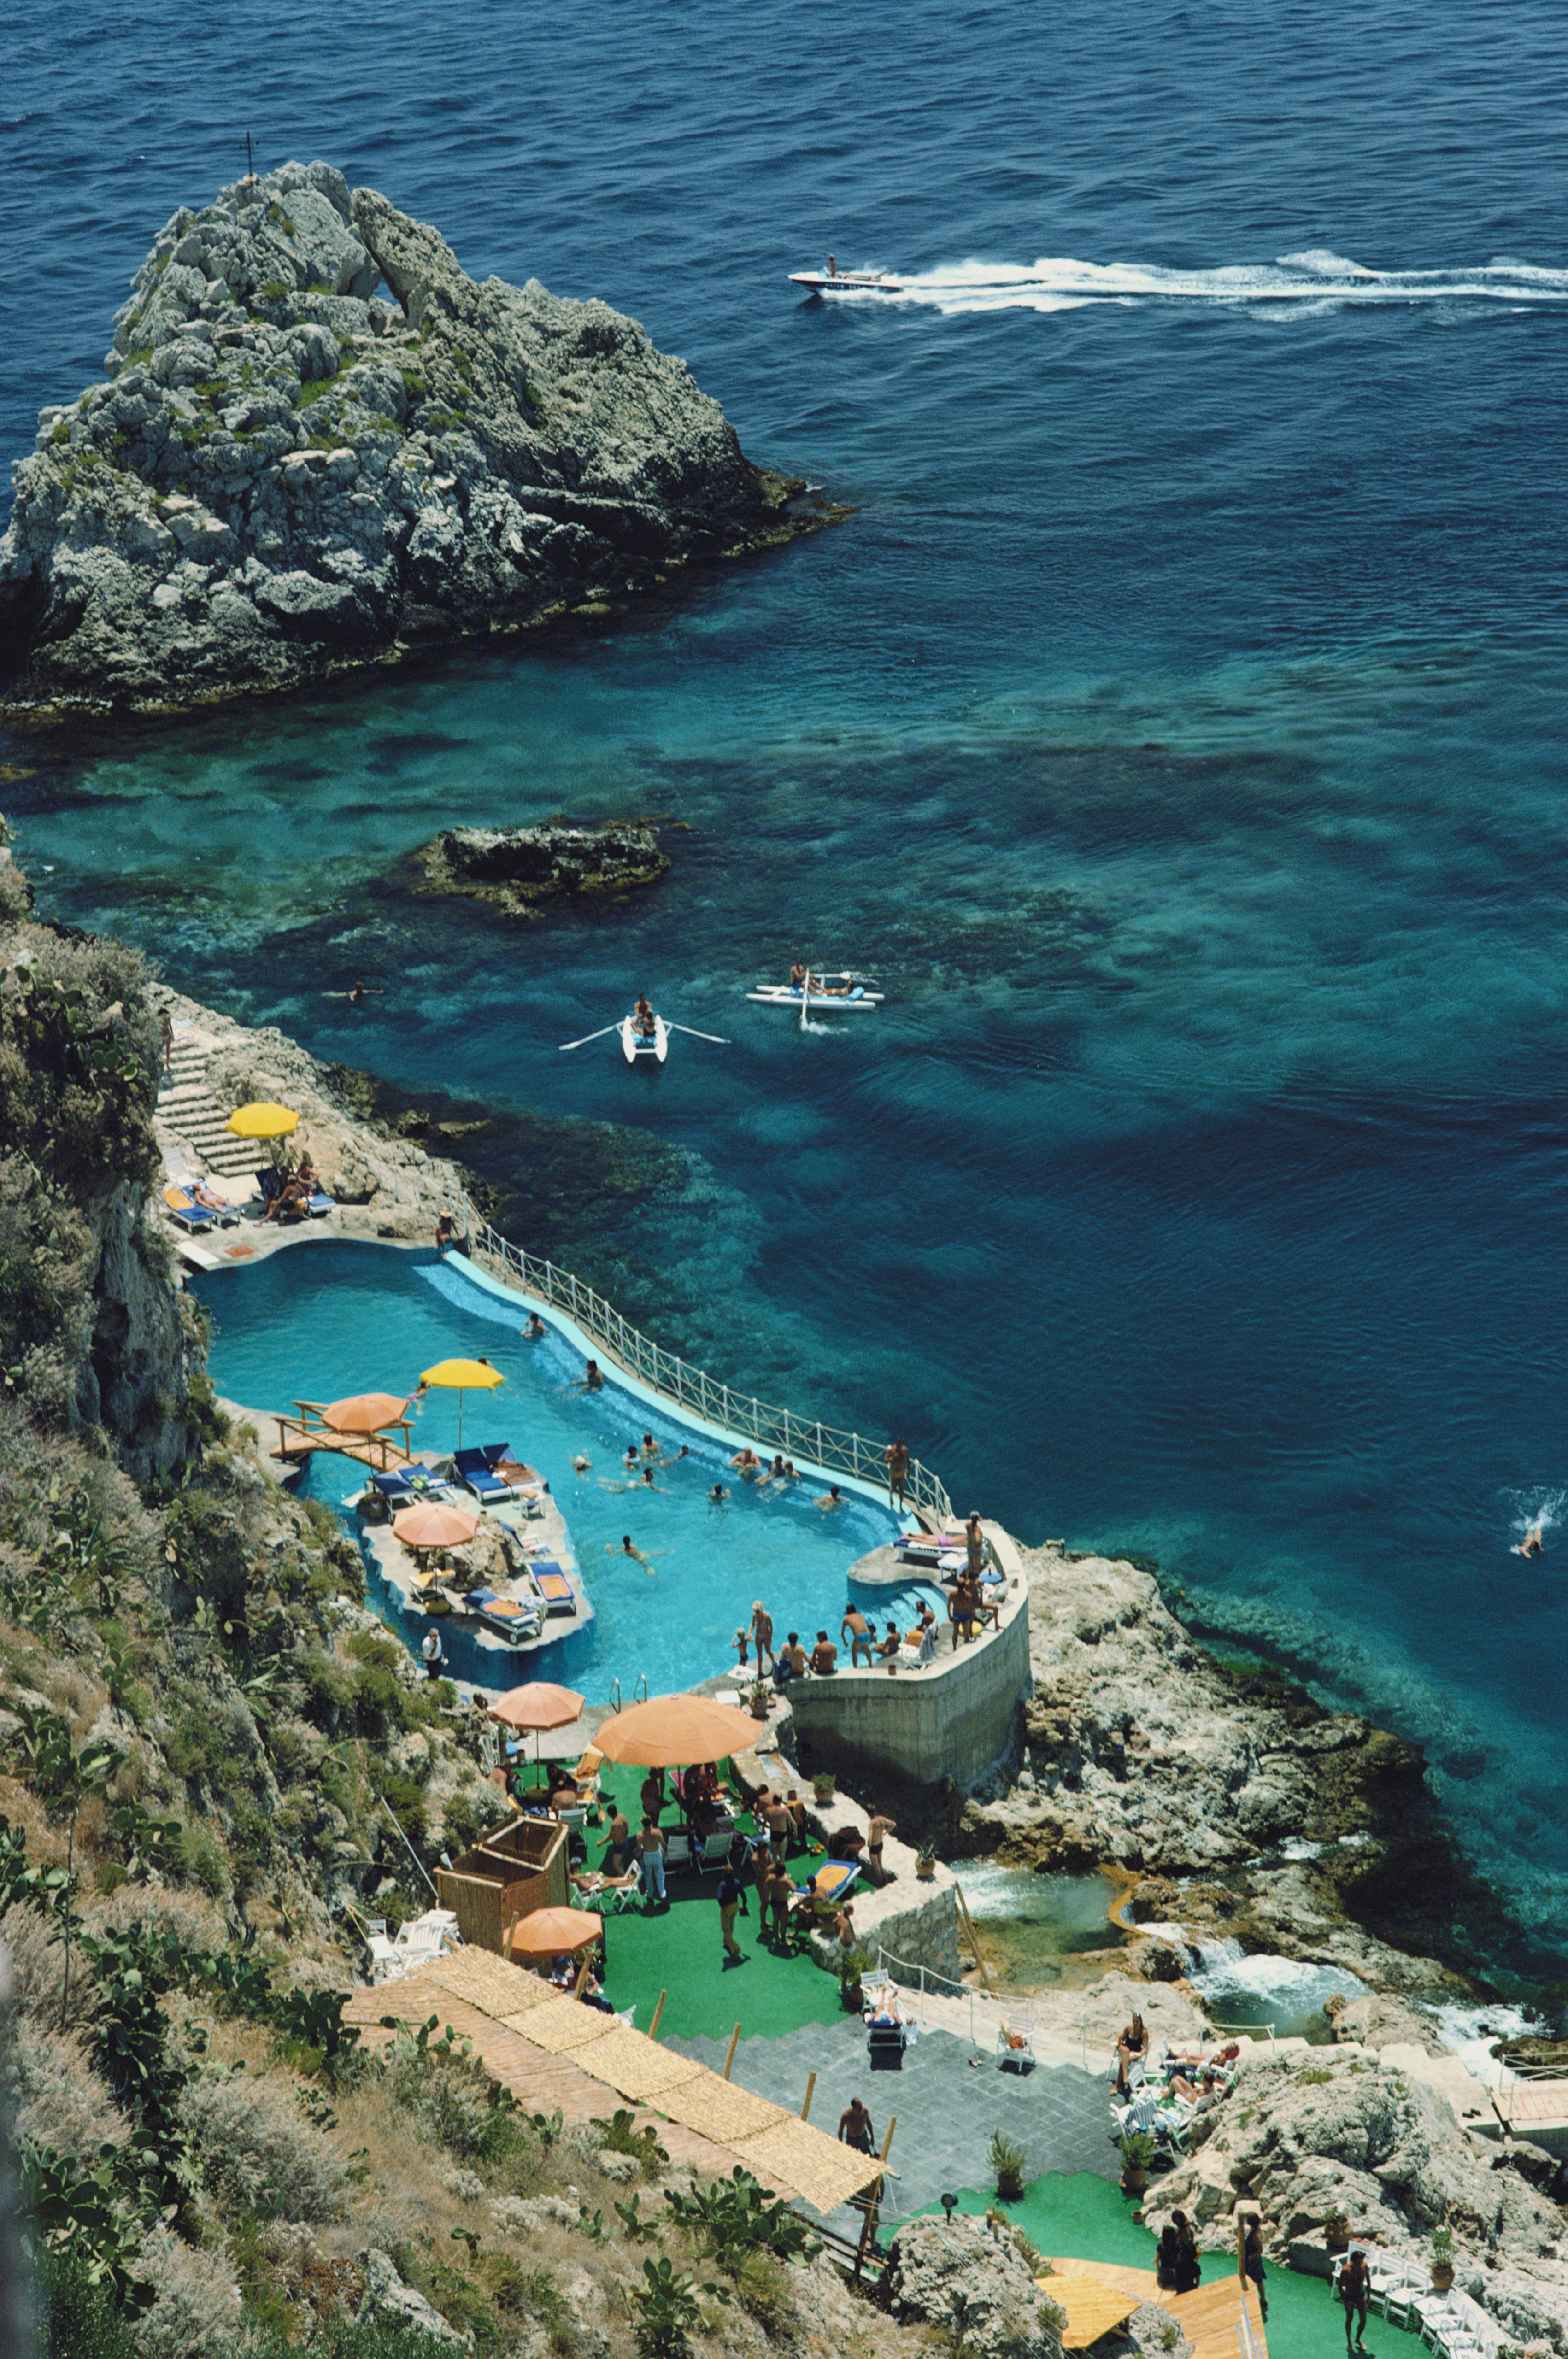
[884,2215,1067,2359]
[960,1547,1467,1993]
[156,986,468,1243]
[0,161,817,718]
[0,908,196,1478]
[412,819,669,918]
[1143,2047,1568,2351]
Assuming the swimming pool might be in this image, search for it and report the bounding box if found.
[192,1242,938,1698]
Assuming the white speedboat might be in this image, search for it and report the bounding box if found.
[788,266,904,297]
[621,1012,668,1062]
[748,972,883,1011]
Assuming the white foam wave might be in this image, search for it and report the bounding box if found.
[1190,1950,1368,2010]
[826,251,1568,319]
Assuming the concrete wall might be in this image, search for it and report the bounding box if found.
[787,1534,1031,1790]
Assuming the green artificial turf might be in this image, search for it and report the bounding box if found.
[918,2176,1433,2359]
[586,1762,846,2043]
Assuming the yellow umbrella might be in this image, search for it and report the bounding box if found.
[419,1356,504,1448]
[226,1102,299,1139]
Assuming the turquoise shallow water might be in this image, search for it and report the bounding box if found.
[192,1244,928,1699]
[9,0,1568,1966]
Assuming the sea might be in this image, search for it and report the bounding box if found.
[6,0,1568,1978]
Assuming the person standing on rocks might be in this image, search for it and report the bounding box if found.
[750,1601,776,1672]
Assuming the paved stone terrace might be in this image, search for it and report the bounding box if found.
[667,2017,1118,2235]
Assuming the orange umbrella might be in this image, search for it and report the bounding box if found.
[391,1501,481,1549]
[489,1683,585,1733]
[505,1906,603,1956]
[323,1392,409,1433]
[490,1681,586,1784]
[594,1692,761,1768]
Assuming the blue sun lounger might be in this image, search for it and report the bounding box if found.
[454,1445,524,1502]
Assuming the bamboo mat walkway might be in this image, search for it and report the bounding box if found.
[343,1949,886,2215]
[1045,2257,1269,2359]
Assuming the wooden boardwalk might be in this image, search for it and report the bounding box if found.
[271,1402,417,1471]
[1046,2258,1268,2359]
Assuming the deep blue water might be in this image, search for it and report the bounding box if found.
[7,0,1568,1960]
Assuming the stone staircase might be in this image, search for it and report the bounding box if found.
[156,1030,263,1184]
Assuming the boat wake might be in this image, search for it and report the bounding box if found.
[823,249,1568,318]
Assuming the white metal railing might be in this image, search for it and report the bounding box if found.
[452,1200,953,1520]
[1206,2016,1277,2049]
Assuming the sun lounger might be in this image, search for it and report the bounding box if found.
[161,1184,217,1235]
[190,1182,241,1226]
[455,1444,532,1502]
[526,1563,575,1615]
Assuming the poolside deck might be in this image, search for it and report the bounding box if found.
[1051,2259,1268,2359]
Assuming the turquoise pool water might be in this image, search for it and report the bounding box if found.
[191,1242,934,1698]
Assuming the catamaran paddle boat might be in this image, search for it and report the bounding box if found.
[558,1003,729,1061]
[622,1003,668,1063]
[748,968,883,1013]
[788,258,904,297]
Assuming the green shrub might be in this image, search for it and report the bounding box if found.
[262,279,290,302]
[594,2107,668,2179]
[35,2241,140,2359]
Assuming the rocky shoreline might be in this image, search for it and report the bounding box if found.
[0,161,833,719]
[957,1542,1531,2004]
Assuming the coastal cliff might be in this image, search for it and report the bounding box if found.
[0,161,812,717]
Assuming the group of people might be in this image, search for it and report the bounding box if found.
[260,1156,323,1225]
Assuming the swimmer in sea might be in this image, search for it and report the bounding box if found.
[1516,1521,1545,1559]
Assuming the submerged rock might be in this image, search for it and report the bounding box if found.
[0,161,818,717]
[412,819,669,917]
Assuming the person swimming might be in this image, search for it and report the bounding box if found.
[1517,1521,1545,1558]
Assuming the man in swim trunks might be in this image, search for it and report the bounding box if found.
[810,1630,838,1675]
[884,1437,910,1508]
[841,1605,875,1667]
[731,1446,761,1479]
[875,1622,901,1660]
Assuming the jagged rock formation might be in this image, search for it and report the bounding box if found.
[961,1547,1468,1993]
[0,897,196,1479]
[412,818,670,917]
[0,161,811,716]
[1144,2046,1568,2350]
[884,2215,1067,2359]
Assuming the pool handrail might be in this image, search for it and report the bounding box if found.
[452,1198,954,1521]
